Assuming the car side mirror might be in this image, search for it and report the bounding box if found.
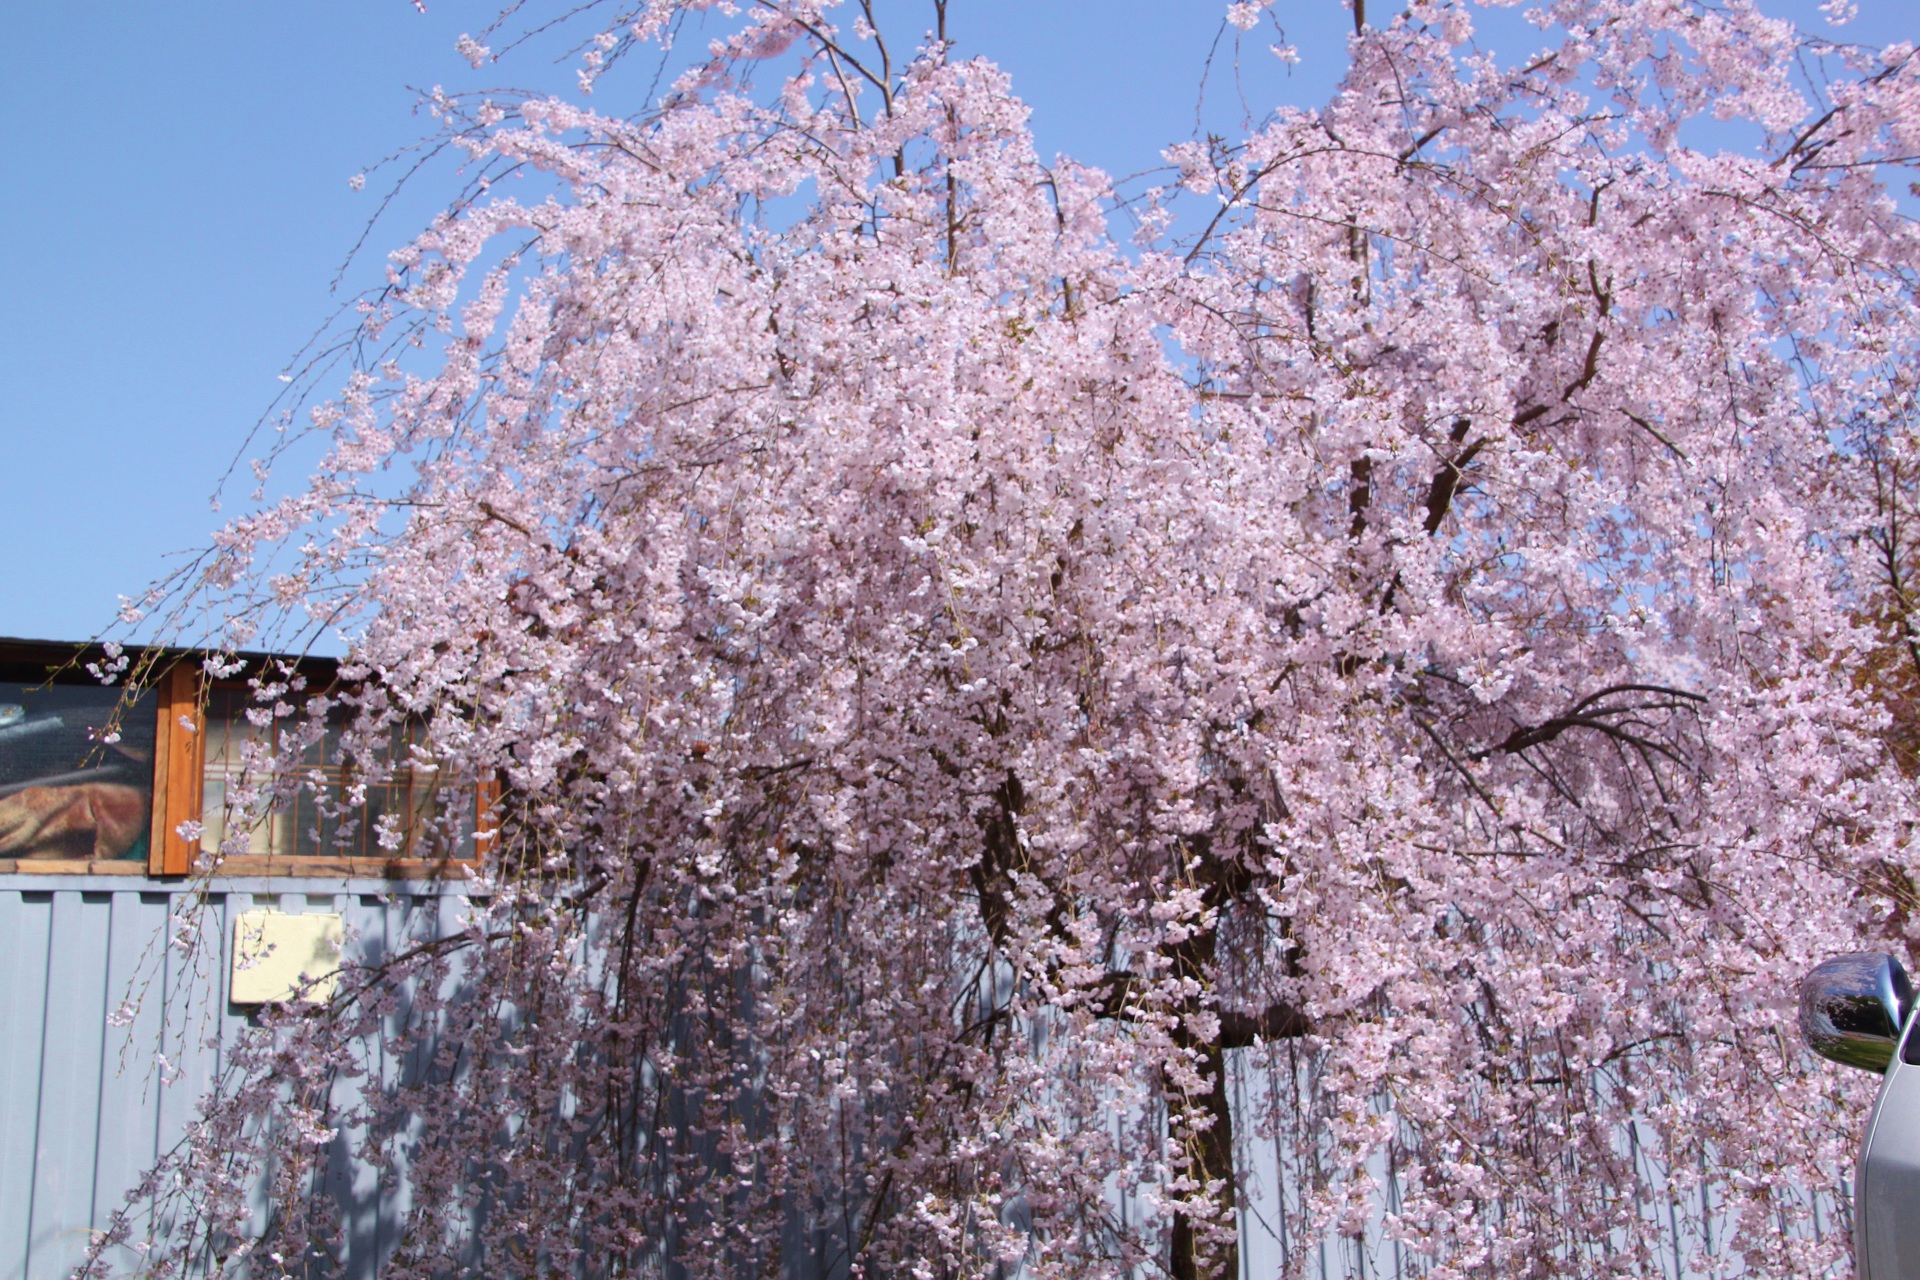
[1800,952,1915,1074]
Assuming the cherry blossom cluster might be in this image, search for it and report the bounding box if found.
[89,2,1920,1276]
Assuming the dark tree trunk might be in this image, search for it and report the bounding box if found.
[977,780,1307,1280]
[1167,1031,1239,1280]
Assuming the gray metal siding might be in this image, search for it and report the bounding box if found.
[0,876,1824,1280]
[0,877,467,1280]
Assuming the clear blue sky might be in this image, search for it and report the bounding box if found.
[0,1,1902,646]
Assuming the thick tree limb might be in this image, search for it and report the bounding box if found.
[1470,684,1706,762]
[1424,418,1486,535]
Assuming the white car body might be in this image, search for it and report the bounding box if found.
[1801,952,1920,1278]
[1859,1035,1920,1277]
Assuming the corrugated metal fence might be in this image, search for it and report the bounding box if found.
[0,875,1834,1280]
[0,874,468,1280]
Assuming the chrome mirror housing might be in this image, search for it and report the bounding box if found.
[1800,952,1915,1074]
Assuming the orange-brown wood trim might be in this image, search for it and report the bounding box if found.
[475,775,503,856]
[0,855,466,880]
[1,858,150,876]
[195,855,475,879]
[146,674,175,875]
[151,664,204,876]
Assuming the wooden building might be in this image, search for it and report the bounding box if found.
[0,636,478,1280]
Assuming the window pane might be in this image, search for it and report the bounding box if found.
[200,688,472,860]
[0,681,157,861]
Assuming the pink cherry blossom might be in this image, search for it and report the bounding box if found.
[87,3,1920,1277]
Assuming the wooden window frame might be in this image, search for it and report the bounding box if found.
[148,664,203,876]
[148,663,497,880]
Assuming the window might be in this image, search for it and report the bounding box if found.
[198,684,479,864]
[152,661,495,876]
[0,640,492,878]
[0,677,157,864]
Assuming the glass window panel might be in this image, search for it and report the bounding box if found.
[200,687,472,860]
[0,680,157,861]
